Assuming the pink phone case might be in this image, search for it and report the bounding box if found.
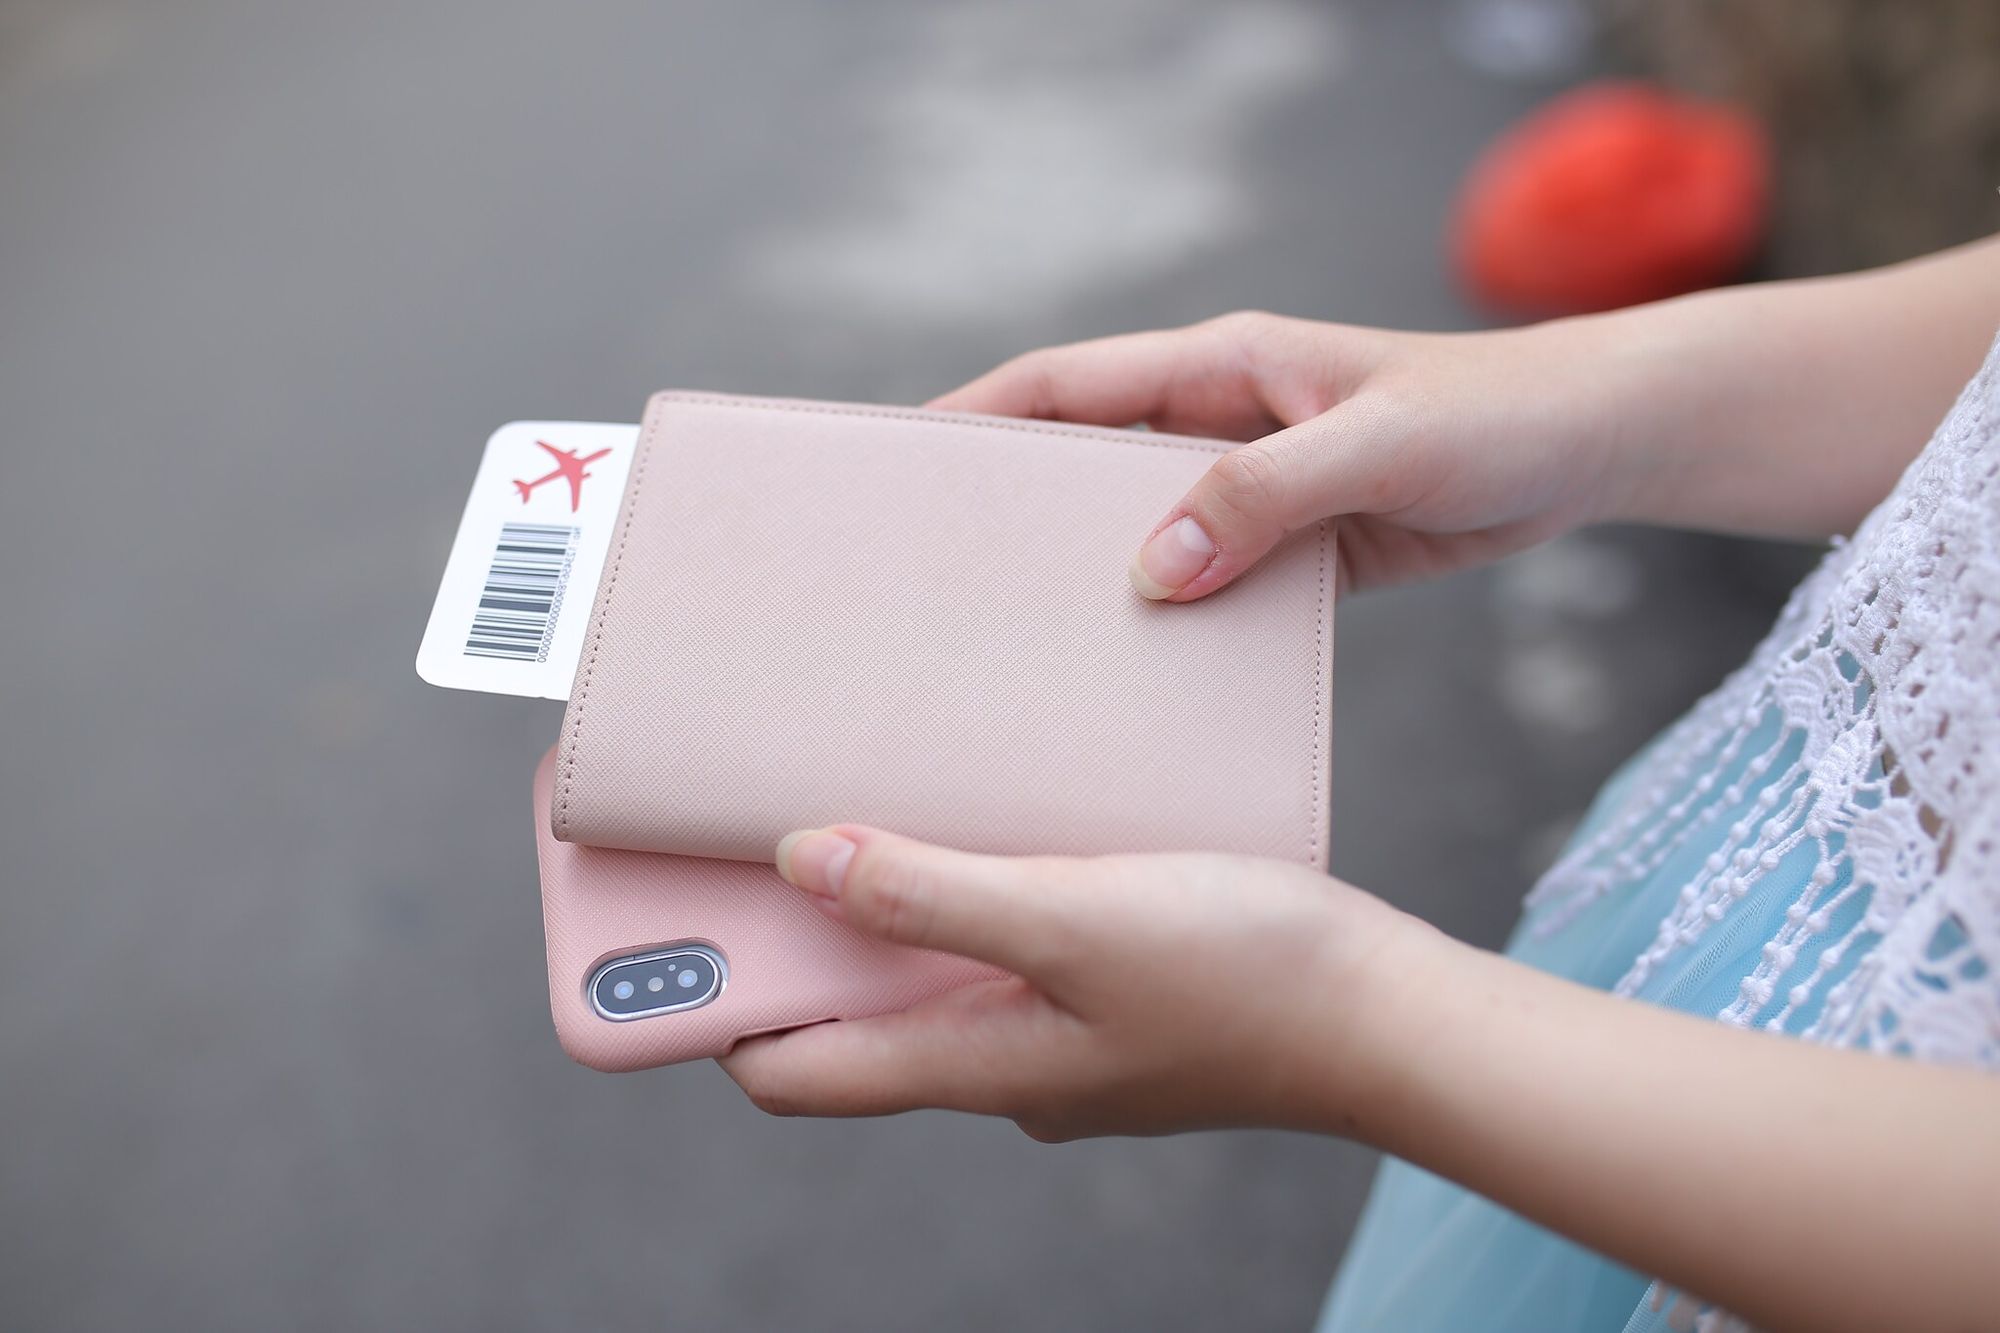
[533,391,1335,1070]
[533,747,1001,1072]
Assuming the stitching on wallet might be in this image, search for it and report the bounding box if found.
[1311,518,1328,867]
[561,393,1329,865]
[557,400,660,836]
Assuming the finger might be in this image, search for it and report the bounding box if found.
[774,826,1081,982]
[927,327,1274,439]
[720,980,1073,1118]
[1129,403,1398,602]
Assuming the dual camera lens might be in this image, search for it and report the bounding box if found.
[590,946,726,1021]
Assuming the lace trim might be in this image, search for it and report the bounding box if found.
[1527,331,2000,1066]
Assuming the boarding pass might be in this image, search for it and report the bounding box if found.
[415,421,637,700]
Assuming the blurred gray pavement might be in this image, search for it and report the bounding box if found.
[0,3,1811,1330]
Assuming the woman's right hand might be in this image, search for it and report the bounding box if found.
[931,309,1653,600]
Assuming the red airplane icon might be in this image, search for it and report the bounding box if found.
[512,440,612,512]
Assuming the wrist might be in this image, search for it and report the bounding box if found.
[1297,903,1483,1143]
[1516,305,1700,530]
[1590,291,1769,530]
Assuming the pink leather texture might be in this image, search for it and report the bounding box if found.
[533,748,1003,1071]
[553,391,1335,868]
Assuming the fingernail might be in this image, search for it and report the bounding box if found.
[775,829,856,899]
[1130,515,1213,599]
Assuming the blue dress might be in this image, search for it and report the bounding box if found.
[1316,710,1881,1333]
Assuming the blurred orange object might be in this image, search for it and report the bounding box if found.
[1453,82,1770,317]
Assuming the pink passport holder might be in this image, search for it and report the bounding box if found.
[538,391,1335,1070]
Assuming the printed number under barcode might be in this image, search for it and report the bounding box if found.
[464,522,578,661]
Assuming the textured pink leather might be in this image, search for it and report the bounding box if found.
[553,392,1335,867]
[533,748,1002,1071]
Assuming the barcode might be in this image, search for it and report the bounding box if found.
[464,522,579,661]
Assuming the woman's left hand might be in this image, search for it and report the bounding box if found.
[722,825,2000,1333]
[719,826,1442,1141]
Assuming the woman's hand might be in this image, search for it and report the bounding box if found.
[721,826,2000,1333]
[929,310,1650,599]
[931,235,2000,601]
[719,827,1444,1140]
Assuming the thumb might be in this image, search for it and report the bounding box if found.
[775,827,1081,982]
[1130,416,1371,602]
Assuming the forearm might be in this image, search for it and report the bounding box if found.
[1572,233,2000,539]
[1337,933,2000,1333]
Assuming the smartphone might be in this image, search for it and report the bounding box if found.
[531,747,1000,1071]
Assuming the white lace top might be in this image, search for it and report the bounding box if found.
[1529,329,2000,1069]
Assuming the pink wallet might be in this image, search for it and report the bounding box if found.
[538,391,1336,1071]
